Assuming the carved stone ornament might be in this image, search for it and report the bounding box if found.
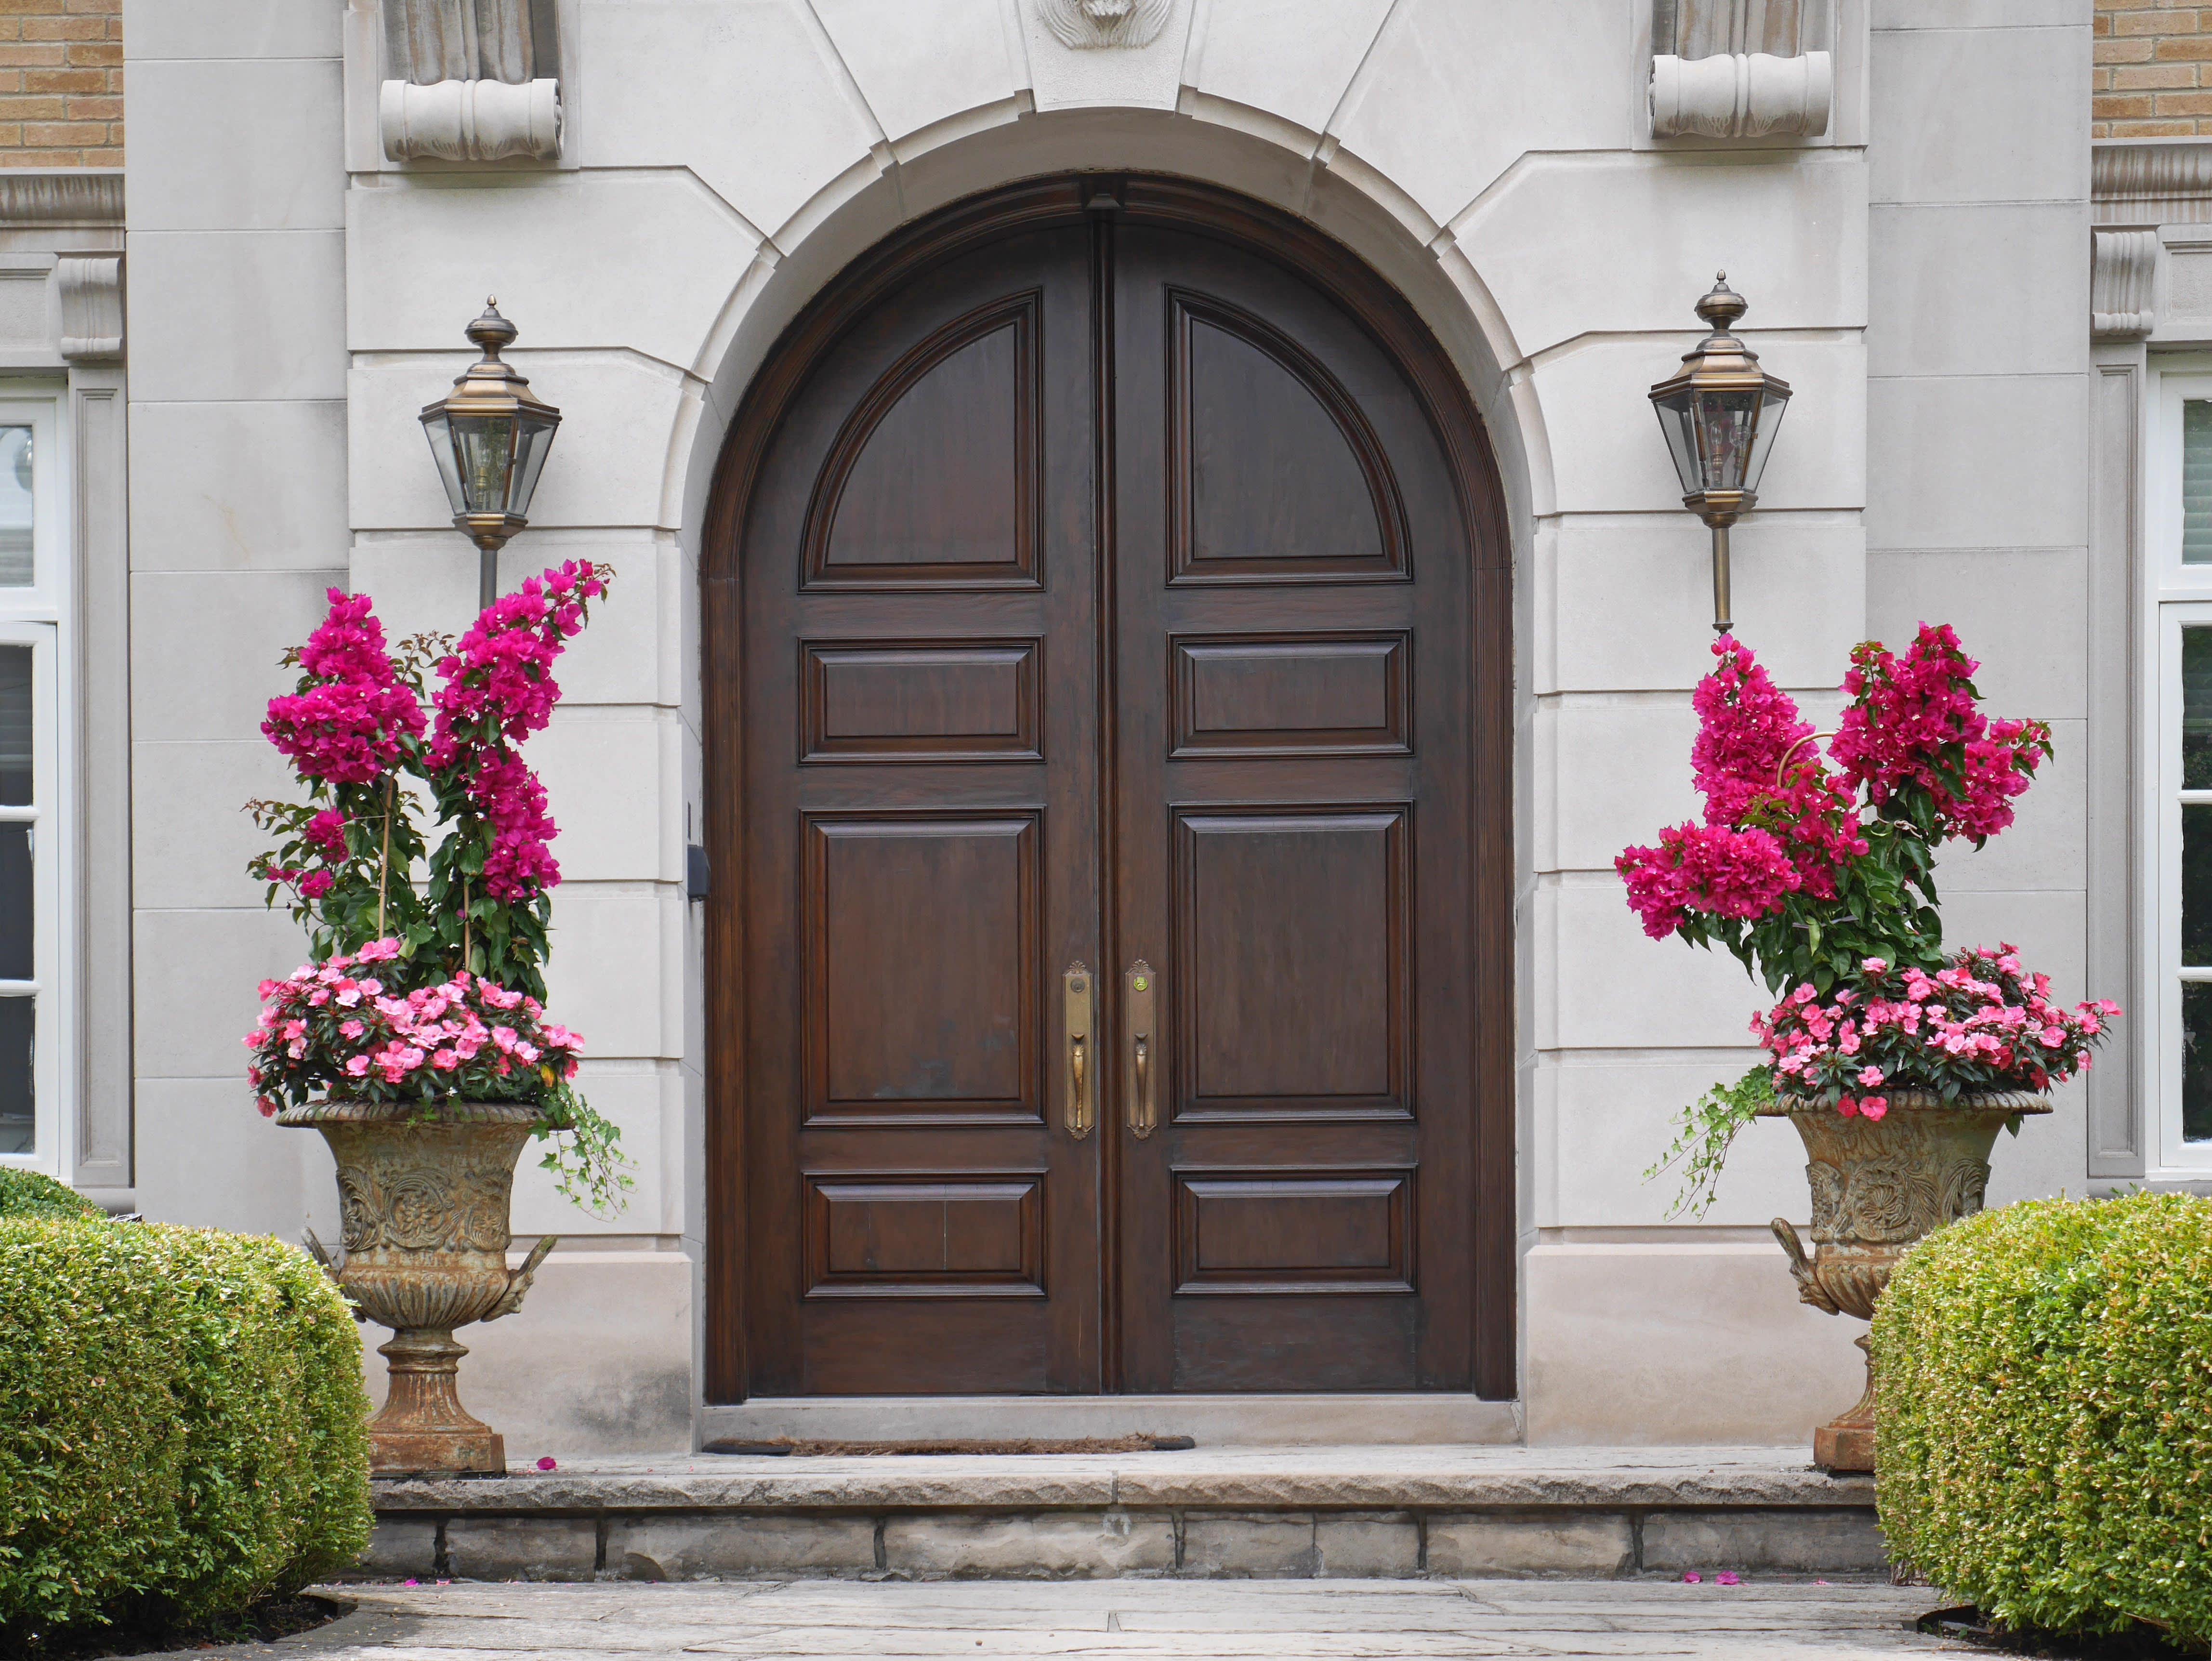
[2093,227,2159,340]
[1650,50,1832,139]
[281,1098,555,1476]
[1038,0,1172,51]
[1761,1089,2050,1473]
[57,253,121,361]
[381,76,562,162]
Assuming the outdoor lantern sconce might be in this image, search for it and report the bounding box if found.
[1648,272,1792,634]
[420,299,563,611]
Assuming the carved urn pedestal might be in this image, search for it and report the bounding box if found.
[280,1100,556,1477]
[1761,1090,2049,1474]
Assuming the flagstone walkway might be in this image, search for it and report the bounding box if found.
[159,1578,1970,1659]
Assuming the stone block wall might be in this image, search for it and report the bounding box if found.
[0,0,120,165]
[2096,3,2212,136]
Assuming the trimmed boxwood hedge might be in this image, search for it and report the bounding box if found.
[1874,1191,2212,1646]
[0,1213,373,1646]
[0,1167,102,1221]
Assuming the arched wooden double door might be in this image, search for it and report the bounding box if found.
[705,179,1512,1400]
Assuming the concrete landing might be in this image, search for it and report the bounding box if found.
[171,1580,1955,1660]
[361,1446,1885,1582]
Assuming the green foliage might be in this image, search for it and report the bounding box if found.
[1645,1065,1775,1219]
[1875,1192,2212,1646]
[533,1074,632,1215]
[0,1218,372,1645]
[0,1168,101,1221]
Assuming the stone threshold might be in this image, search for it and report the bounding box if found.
[358,1446,1885,1582]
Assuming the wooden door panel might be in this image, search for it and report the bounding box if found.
[1172,1169,1415,1294]
[804,813,1038,1121]
[1172,807,1409,1116]
[809,294,1042,589]
[1168,290,1409,584]
[1171,633,1411,758]
[802,640,1041,763]
[805,1174,1045,1297]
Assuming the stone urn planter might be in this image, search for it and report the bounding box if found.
[1762,1089,2050,1473]
[281,1099,557,1477]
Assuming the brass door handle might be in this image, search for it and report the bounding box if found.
[1125,960,1157,1139]
[1064,964,1094,1139]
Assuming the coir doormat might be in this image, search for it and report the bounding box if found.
[701,1435,1197,1456]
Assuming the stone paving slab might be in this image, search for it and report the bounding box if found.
[145,1579,1968,1660]
[375,1446,1873,1514]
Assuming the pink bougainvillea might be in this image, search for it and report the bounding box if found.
[1616,629,2051,967]
[260,591,426,786]
[1828,623,2049,846]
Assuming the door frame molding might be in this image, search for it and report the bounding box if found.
[701,174,1516,1403]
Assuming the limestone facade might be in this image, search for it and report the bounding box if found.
[41,0,2141,1451]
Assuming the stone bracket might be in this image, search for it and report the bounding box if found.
[1648,0,1834,140]
[57,252,122,362]
[2093,227,2159,341]
[381,77,562,161]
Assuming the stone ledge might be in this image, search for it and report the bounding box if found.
[352,1449,1885,1582]
[345,1503,1884,1582]
[371,1447,1873,1516]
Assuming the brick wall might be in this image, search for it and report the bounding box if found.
[2096,4,2212,137]
[0,0,118,166]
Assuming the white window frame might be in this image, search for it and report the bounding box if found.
[2144,365,2212,1173]
[0,391,72,1175]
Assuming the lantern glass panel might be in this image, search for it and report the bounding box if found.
[450,413,521,514]
[1740,385,1791,498]
[1652,388,1702,497]
[421,409,467,518]
[1691,387,1763,493]
[506,407,559,521]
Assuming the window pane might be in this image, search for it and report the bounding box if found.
[0,426,30,587]
[2186,983,2212,1143]
[0,823,26,981]
[0,645,26,805]
[0,995,27,1154]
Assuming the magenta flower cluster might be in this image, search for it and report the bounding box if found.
[429,561,604,900]
[1617,628,2047,943]
[1828,623,2048,844]
[261,591,426,786]
[244,936,585,1117]
[1618,635,1869,940]
[1751,948,2118,1119]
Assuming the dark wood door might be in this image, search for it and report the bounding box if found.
[708,180,1511,1401]
[1108,224,1477,1390]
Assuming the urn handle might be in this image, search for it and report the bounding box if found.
[483,1235,558,1323]
[1771,1216,1840,1316]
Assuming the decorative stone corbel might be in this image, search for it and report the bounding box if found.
[1650,50,1832,138]
[1037,0,1172,51]
[57,252,121,361]
[380,76,561,161]
[2092,228,2159,341]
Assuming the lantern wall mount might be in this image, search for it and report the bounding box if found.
[1647,272,1792,635]
[419,300,563,612]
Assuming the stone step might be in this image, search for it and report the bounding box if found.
[358,1446,1885,1583]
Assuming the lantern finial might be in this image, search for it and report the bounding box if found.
[1694,272,1748,333]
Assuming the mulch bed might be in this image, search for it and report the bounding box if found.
[700,1434,1197,1456]
[5,1594,349,1658]
[1918,1606,2197,1659]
